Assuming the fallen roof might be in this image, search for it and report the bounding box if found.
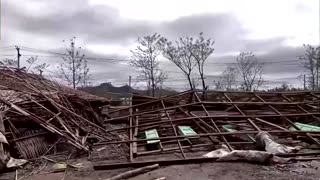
[0,68,121,160]
[0,68,108,102]
[95,90,320,169]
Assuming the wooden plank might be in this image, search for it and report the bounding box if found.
[105,100,320,122]
[193,92,233,151]
[254,93,320,147]
[223,93,261,132]
[129,106,133,162]
[94,130,320,145]
[254,118,288,131]
[160,100,186,159]
[132,108,139,155]
[104,113,320,133]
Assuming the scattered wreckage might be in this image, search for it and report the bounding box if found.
[0,67,119,170]
[94,90,320,169]
[0,67,320,179]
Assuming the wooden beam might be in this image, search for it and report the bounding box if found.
[129,106,133,162]
[223,93,261,132]
[95,130,320,145]
[193,92,233,151]
[160,100,186,159]
[132,108,139,156]
[253,93,320,147]
[104,113,320,133]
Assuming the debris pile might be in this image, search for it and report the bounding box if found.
[0,68,117,161]
[95,90,320,169]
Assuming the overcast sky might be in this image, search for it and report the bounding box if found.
[1,0,319,90]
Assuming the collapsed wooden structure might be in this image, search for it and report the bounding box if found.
[95,90,320,169]
[0,68,120,159]
[1,67,320,170]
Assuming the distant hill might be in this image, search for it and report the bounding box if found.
[79,82,178,99]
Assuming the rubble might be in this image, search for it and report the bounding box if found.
[1,66,320,177]
[0,67,120,163]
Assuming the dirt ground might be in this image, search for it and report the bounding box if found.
[1,160,320,180]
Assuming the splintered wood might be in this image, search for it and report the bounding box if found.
[0,68,114,159]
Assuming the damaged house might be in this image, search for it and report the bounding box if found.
[0,67,121,166]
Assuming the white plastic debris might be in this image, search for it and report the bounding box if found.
[0,132,27,170]
[256,131,301,154]
[203,144,291,164]
[6,157,28,168]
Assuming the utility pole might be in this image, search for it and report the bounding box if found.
[128,75,132,92]
[71,40,76,89]
[304,74,306,90]
[15,46,21,69]
[317,55,319,90]
[159,81,163,97]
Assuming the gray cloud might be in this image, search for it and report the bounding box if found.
[2,0,248,49]
[1,0,309,89]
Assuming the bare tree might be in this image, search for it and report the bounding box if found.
[80,59,90,87]
[188,32,215,92]
[26,56,50,75]
[213,77,226,90]
[0,58,17,67]
[214,66,237,90]
[58,37,90,89]
[130,33,167,97]
[300,44,320,90]
[161,37,197,90]
[1,57,49,75]
[223,66,237,90]
[236,52,263,91]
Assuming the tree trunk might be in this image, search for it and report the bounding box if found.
[200,72,206,100]
[187,75,193,90]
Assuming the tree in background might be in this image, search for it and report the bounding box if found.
[130,33,167,97]
[223,66,237,90]
[300,44,320,90]
[213,76,226,90]
[161,37,197,90]
[1,56,49,75]
[267,83,290,92]
[188,32,215,92]
[236,52,263,91]
[0,58,17,67]
[58,37,90,89]
[80,59,90,88]
[213,66,237,90]
[26,56,50,75]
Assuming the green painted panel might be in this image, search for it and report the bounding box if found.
[178,126,197,136]
[289,122,320,131]
[145,129,160,144]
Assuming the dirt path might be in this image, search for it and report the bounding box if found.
[1,161,320,180]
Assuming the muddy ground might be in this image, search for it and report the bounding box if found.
[1,160,320,180]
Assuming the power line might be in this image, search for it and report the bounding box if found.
[19,46,68,56]
[0,46,15,49]
[19,45,302,65]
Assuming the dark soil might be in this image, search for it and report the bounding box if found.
[1,160,320,180]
